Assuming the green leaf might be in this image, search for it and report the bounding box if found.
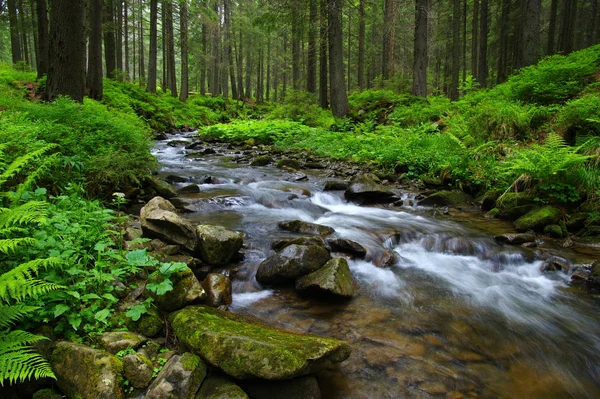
[67,313,82,330]
[146,279,173,296]
[125,303,148,321]
[102,293,119,303]
[81,293,101,301]
[53,304,69,318]
[65,290,80,299]
[94,309,111,323]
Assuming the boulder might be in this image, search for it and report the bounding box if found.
[271,236,327,251]
[544,224,565,238]
[196,225,244,265]
[344,174,398,205]
[141,197,197,253]
[514,206,562,233]
[147,177,178,199]
[587,261,600,292]
[278,220,335,237]
[480,189,503,211]
[202,273,233,307]
[323,180,348,191]
[151,267,207,312]
[276,159,301,170]
[122,354,153,389]
[327,238,367,258]
[418,191,472,207]
[32,389,62,399]
[250,156,273,166]
[566,212,589,232]
[295,258,357,298]
[196,376,248,399]
[166,174,188,183]
[146,353,207,399]
[243,376,321,399]
[97,331,147,354]
[494,233,536,245]
[51,342,123,399]
[170,306,351,380]
[179,184,201,194]
[494,192,536,220]
[256,244,332,285]
[541,256,570,272]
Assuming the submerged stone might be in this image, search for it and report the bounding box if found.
[256,244,332,284]
[278,220,335,237]
[242,376,321,399]
[250,155,273,166]
[295,258,357,298]
[169,306,351,380]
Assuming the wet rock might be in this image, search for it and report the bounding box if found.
[344,174,399,205]
[292,173,308,182]
[185,141,204,150]
[544,224,565,238]
[418,190,472,207]
[494,233,536,245]
[203,148,217,155]
[147,177,178,199]
[304,162,326,170]
[169,306,351,380]
[32,389,62,399]
[51,342,123,399]
[196,225,244,265]
[256,244,332,284]
[146,353,207,399]
[541,256,570,272]
[167,140,190,147]
[295,258,357,298]
[272,236,327,251]
[250,155,273,166]
[98,331,147,354]
[166,174,188,183]
[480,189,503,211]
[122,354,153,389]
[278,220,335,237]
[277,159,302,169]
[323,180,349,191]
[243,376,320,399]
[494,192,536,220]
[179,184,201,194]
[155,132,168,140]
[202,273,233,307]
[140,197,197,253]
[587,261,600,291]
[196,376,248,399]
[566,212,589,232]
[151,267,207,312]
[125,306,164,337]
[372,249,398,268]
[514,206,562,233]
[327,238,367,258]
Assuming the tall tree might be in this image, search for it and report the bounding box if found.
[291,0,301,89]
[164,0,177,97]
[319,0,328,108]
[522,0,541,66]
[7,0,22,64]
[497,0,511,83]
[357,0,365,89]
[180,0,189,102]
[46,0,86,102]
[35,0,48,77]
[557,0,576,54]
[449,0,461,99]
[139,0,145,80]
[471,0,479,79]
[116,0,123,74]
[104,0,117,78]
[382,0,397,79]
[147,0,158,92]
[307,0,318,93]
[124,0,129,79]
[412,0,429,97]
[328,0,349,117]
[477,0,489,87]
[88,0,104,100]
[222,0,231,98]
[547,0,559,54]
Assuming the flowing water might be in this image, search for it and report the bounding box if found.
[153,132,600,398]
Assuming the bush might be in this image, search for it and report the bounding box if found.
[555,92,600,143]
[269,90,334,128]
[390,96,452,127]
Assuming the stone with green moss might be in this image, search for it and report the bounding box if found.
[196,225,244,265]
[566,212,590,232]
[418,190,472,207]
[256,244,332,285]
[278,220,335,237]
[32,389,62,399]
[51,341,124,399]
[276,159,301,169]
[514,206,562,233]
[125,306,164,337]
[147,177,178,199]
[295,258,357,298]
[169,306,351,380]
[151,267,207,312]
[98,331,148,354]
[271,236,327,251]
[122,354,153,389]
[250,155,273,166]
[344,174,398,205]
[479,189,503,211]
[544,224,565,238]
[494,192,537,220]
[146,352,207,399]
[196,376,248,399]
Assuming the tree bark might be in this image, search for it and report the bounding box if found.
[124,0,129,79]
[104,0,117,78]
[266,33,271,101]
[382,0,397,79]
[291,0,301,89]
[357,0,365,89]
[35,0,48,77]
[449,0,460,99]
[46,0,86,102]
[116,0,123,75]
[547,0,558,54]
[412,0,429,97]
[497,0,510,83]
[558,0,576,54]
[88,0,104,100]
[522,0,541,66]
[7,0,23,64]
[307,0,318,93]
[180,0,189,102]
[477,0,488,87]
[319,0,328,108]
[164,0,177,97]
[18,0,30,66]
[328,0,349,118]
[471,0,479,79]
[222,0,231,98]
[147,0,158,92]
[139,0,145,80]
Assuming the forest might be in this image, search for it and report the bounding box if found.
[1,0,600,398]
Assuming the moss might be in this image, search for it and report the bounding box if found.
[196,376,248,399]
[514,206,562,232]
[32,389,63,399]
[180,352,202,371]
[126,307,164,337]
[495,192,537,220]
[544,224,564,238]
[418,190,472,207]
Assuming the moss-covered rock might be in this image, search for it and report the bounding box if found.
[242,376,321,399]
[125,306,164,337]
[327,238,367,258]
[256,244,332,285]
[271,236,327,251]
[51,341,123,399]
[97,331,148,354]
[344,174,399,205]
[140,197,197,253]
[151,267,207,312]
[147,177,178,199]
[278,220,335,237]
[201,273,233,307]
[566,212,590,232]
[494,233,536,245]
[146,352,207,399]
[544,224,565,238]
[418,190,472,207]
[196,376,248,399]
[122,354,153,389]
[250,155,273,166]
[494,192,537,220]
[32,389,62,399]
[276,159,301,169]
[514,206,562,233]
[295,258,357,298]
[196,225,243,265]
[479,189,503,211]
[170,306,351,380]
[323,180,349,191]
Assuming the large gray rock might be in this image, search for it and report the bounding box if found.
[141,197,197,253]
[122,354,153,389]
[196,225,244,265]
[256,244,332,285]
[418,190,472,207]
[97,331,147,354]
[272,236,327,251]
[51,342,123,399]
[344,174,398,205]
[170,306,351,380]
[243,376,321,399]
[196,376,248,399]
[327,238,367,258]
[146,353,207,399]
[295,258,357,298]
[278,220,335,237]
[202,273,233,307]
[147,177,178,199]
[151,267,207,312]
[494,233,536,245]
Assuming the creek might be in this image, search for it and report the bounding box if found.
[153,132,600,399]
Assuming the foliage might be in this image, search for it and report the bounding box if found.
[269,90,334,128]
[201,120,317,145]
[389,96,452,127]
[555,92,600,140]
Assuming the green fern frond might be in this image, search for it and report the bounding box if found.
[0,144,58,188]
[15,153,60,197]
[0,258,62,302]
[0,238,36,254]
[0,304,40,328]
[445,131,466,149]
[0,201,48,228]
[0,227,29,238]
[0,330,55,385]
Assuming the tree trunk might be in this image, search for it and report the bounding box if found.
[88,0,104,100]
[180,0,189,102]
[382,0,397,79]
[266,33,271,101]
[291,0,301,89]
[46,0,86,102]
[164,0,177,97]
[18,0,30,66]
[104,0,117,78]
[236,26,244,98]
[36,0,48,77]
[222,0,231,98]
[347,10,351,91]
[139,0,145,80]
[124,0,129,79]
[471,0,479,79]
[547,0,558,54]
[147,0,158,93]
[7,0,22,64]
[412,0,429,97]
[449,0,460,99]
[586,0,598,47]
[307,0,318,93]
[210,1,220,96]
[132,0,136,80]
[328,0,349,118]
[319,0,328,108]
[497,0,510,83]
[116,0,123,75]
[462,0,467,83]
[201,3,208,95]
[357,0,365,89]
[558,0,576,54]
[477,0,488,87]
[522,0,541,66]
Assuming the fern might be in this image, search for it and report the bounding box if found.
[0,144,58,188]
[0,330,55,386]
[0,238,36,254]
[0,304,39,329]
[0,202,48,227]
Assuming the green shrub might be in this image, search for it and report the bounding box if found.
[269,90,334,128]
[390,96,452,127]
[555,93,600,142]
